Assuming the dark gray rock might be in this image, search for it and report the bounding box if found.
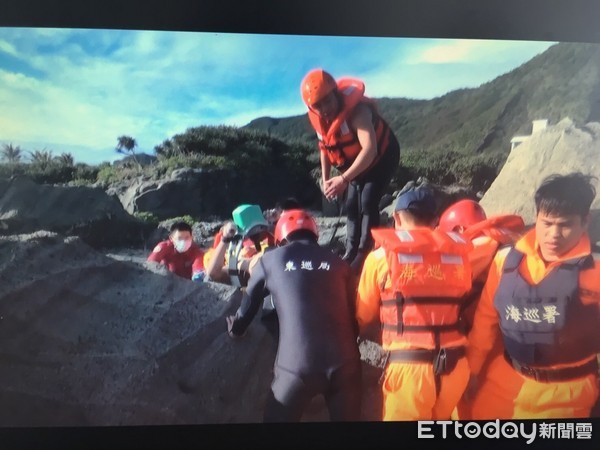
[0,177,151,249]
[378,193,394,211]
[107,167,321,221]
[382,180,478,225]
[0,233,384,425]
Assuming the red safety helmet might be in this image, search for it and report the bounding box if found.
[301,69,337,108]
[274,209,318,244]
[438,199,487,233]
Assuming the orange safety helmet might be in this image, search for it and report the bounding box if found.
[300,69,337,108]
[274,209,319,244]
[438,199,487,233]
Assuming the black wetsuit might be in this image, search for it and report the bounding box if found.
[345,131,400,275]
[230,238,362,422]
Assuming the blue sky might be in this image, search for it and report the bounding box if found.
[0,28,555,165]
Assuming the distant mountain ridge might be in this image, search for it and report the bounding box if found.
[245,42,600,163]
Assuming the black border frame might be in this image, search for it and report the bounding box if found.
[1,0,599,449]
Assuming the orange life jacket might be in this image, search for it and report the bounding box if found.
[463,214,525,245]
[458,215,524,332]
[307,78,391,170]
[371,227,473,348]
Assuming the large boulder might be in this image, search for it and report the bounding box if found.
[108,168,321,221]
[381,180,478,226]
[0,177,151,248]
[0,232,275,425]
[106,169,233,219]
[481,119,600,242]
[0,232,384,425]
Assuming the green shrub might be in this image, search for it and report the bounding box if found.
[96,165,120,184]
[134,211,160,224]
[73,163,99,182]
[69,178,94,187]
[159,215,196,229]
[0,162,26,179]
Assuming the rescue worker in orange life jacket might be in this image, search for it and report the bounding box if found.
[356,187,474,421]
[437,199,526,420]
[438,199,526,332]
[227,209,361,422]
[301,69,400,276]
[467,172,600,419]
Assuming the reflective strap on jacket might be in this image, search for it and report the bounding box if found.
[227,238,244,288]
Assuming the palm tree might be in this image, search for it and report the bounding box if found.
[116,135,141,170]
[1,143,22,164]
[29,149,54,170]
[56,152,75,167]
[1,143,24,176]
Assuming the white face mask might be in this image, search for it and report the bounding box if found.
[173,239,192,253]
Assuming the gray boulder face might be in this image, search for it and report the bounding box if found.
[0,177,152,249]
[481,119,600,242]
[108,168,229,220]
[315,215,347,255]
[109,167,321,222]
[378,193,394,211]
[0,233,384,425]
[382,180,478,226]
[0,232,273,426]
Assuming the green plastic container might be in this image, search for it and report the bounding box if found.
[232,204,268,237]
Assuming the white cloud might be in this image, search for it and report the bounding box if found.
[0,68,141,147]
[409,40,479,64]
[0,39,18,57]
[407,39,555,65]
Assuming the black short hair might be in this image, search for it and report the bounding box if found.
[170,221,192,234]
[277,197,301,211]
[534,172,596,219]
[402,207,437,227]
[283,229,318,244]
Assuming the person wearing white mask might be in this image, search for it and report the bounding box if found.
[147,221,206,280]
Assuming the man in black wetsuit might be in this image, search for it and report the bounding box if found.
[226,209,362,422]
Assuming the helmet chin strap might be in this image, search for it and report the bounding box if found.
[251,234,263,253]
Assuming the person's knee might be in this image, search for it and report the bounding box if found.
[360,190,383,215]
[345,197,359,219]
[346,207,359,220]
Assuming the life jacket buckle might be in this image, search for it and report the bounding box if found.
[433,348,448,376]
[378,350,391,386]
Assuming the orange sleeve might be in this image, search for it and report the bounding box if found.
[203,248,215,269]
[191,247,205,273]
[213,230,223,248]
[469,236,498,281]
[356,249,385,331]
[466,248,507,375]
